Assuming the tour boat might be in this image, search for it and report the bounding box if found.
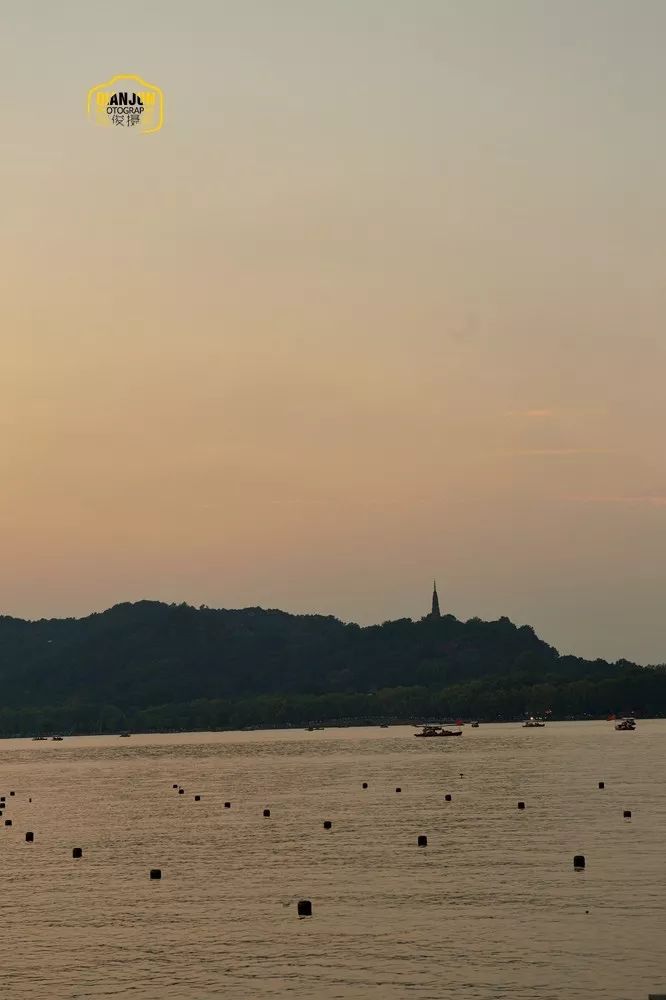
[522,717,545,728]
[470,721,480,728]
[615,717,636,731]
[414,725,462,738]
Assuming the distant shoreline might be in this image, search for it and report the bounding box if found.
[5,715,662,741]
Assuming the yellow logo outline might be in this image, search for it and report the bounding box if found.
[87,74,164,134]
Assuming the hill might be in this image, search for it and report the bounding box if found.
[0,601,664,734]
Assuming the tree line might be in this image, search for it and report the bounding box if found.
[0,601,662,735]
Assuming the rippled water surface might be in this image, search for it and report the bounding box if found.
[0,723,665,999]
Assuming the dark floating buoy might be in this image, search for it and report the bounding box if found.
[224,802,231,809]
[26,831,34,842]
[518,801,526,810]
[459,773,464,778]
[194,795,201,801]
[624,809,632,819]
[417,834,428,847]
[263,808,271,817]
[573,854,585,870]
[4,819,11,827]
[445,794,452,802]
[323,820,332,830]
[9,791,15,797]
[297,899,312,917]
[598,781,605,789]
[28,798,32,803]
[178,788,185,795]
[150,868,162,880]
[72,847,83,859]
[172,784,178,789]
[395,787,402,794]
[362,782,368,789]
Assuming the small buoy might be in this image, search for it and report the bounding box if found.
[178,788,184,795]
[172,784,178,789]
[72,847,83,859]
[395,787,401,793]
[9,791,15,797]
[150,868,161,880]
[445,794,452,802]
[459,773,464,778]
[28,798,32,803]
[297,899,312,917]
[362,782,368,789]
[4,819,11,827]
[224,802,231,808]
[417,834,428,847]
[573,854,585,870]
[598,781,605,789]
[194,795,201,801]
[518,801,525,810]
[624,809,632,819]
[323,820,332,830]
[26,831,34,842]
[263,808,271,817]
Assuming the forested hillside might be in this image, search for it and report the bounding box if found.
[0,601,663,734]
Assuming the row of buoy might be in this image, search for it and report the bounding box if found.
[4,776,633,825]
[0,770,635,915]
[172,786,231,808]
[163,778,622,812]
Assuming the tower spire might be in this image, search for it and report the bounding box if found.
[431,579,441,618]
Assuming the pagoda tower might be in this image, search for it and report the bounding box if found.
[430,580,441,619]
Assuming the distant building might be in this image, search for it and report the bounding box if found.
[430,580,441,619]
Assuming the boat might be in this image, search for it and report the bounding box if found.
[32,736,47,741]
[51,735,64,741]
[615,717,636,731]
[470,721,480,728]
[522,717,545,728]
[414,725,462,738]
[119,732,131,738]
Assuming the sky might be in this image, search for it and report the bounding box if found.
[1,1,666,663]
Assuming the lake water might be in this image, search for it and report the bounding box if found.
[0,722,664,999]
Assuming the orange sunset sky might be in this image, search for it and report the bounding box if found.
[2,1,666,663]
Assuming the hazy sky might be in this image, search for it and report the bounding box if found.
[2,1,666,663]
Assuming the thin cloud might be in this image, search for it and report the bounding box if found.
[506,409,555,418]
[572,495,666,507]
[505,406,609,419]
[500,448,614,457]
